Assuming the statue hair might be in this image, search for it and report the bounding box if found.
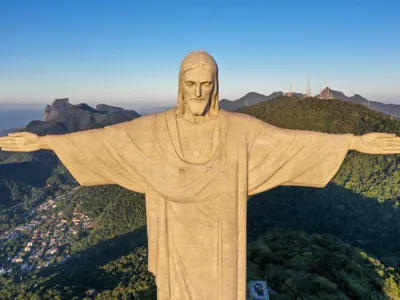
[177,50,219,116]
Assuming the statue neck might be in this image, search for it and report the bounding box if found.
[180,109,217,124]
[174,110,219,164]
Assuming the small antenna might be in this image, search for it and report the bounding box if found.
[288,83,292,97]
[305,75,311,97]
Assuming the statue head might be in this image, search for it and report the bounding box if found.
[177,50,219,118]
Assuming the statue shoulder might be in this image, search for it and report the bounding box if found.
[220,110,266,132]
[105,114,158,132]
[219,109,259,122]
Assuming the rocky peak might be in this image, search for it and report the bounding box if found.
[43,98,73,121]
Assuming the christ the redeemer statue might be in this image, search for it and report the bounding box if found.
[1,51,400,300]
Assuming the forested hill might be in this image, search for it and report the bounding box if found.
[1,97,400,299]
[239,95,399,135]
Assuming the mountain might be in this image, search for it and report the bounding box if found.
[291,92,305,98]
[43,98,73,121]
[319,87,400,118]
[219,91,284,111]
[325,88,367,103]
[239,95,398,136]
[219,89,400,119]
[96,104,141,119]
[25,100,141,136]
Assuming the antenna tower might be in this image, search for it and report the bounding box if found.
[326,76,332,99]
[319,84,323,98]
[305,75,311,97]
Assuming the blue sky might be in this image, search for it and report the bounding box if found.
[0,0,399,108]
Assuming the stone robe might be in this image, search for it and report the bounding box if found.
[46,109,354,300]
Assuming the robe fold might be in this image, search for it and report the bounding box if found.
[46,109,354,300]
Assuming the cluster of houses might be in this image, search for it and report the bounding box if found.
[0,187,92,276]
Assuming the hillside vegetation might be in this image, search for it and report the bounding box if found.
[239,96,399,136]
[248,229,400,300]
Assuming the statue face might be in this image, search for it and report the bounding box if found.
[181,67,214,116]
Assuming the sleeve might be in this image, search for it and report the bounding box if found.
[45,124,145,193]
[247,117,354,196]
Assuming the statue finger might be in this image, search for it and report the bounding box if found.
[384,144,400,148]
[375,134,396,141]
[0,146,20,152]
[377,135,398,140]
[383,145,400,153]
[5,149,28,152]
[384,137,400,144]
[386,136,400,141]
[383,150,400,154]
[0,138,17,146]
[377,137,398,144]
[0,136,16,141]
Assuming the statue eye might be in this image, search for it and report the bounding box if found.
[202,82,212,87]
[185,81,194,86]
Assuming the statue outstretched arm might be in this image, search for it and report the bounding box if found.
[247,117,354,194]
[247,116,400,195]
[348,133,400,154]
[0,132,46,152]
[0,128,146,193]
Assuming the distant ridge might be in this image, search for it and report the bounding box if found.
[320,88,400,118]
[219,89,400,118]
[219,91,284,111]
[138,106,175,115]
[25,99,141,136]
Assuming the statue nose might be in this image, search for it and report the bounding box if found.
[195,85,202,97]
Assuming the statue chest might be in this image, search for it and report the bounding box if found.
[177,124,215,161]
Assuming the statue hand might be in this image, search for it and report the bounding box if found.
[355,132,400,154]
[0,132,41,152]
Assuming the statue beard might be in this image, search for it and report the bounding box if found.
[180,97,214,123]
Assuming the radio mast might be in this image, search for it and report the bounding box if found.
[305,75,312,97]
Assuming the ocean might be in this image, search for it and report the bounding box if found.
[0,108,44,131]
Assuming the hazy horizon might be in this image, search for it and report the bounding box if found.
[0,88,399,111]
